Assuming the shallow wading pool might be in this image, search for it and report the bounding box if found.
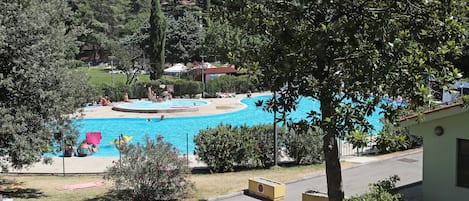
[112,99,208,113]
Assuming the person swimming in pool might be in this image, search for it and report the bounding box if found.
[91,144,99,154]
[64,145,75,157]
[77,140,91,157]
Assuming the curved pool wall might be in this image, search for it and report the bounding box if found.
[112,99,208,113]
[73,95,385,157]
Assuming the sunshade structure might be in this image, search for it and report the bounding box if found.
[164,63,187,76]
[86,132,102,145]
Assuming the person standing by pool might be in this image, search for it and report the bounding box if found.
[147,86,153,100]
[123,92,132,102]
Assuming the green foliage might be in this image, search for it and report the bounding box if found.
[202,21,266,71]
[194,124,286,173]
[69,0,129,63]
[347,175,402,201]
[221,1,466,199]
[105,134,193,200]
[347,130,369,150]
[346,129,370,155]
[375,120,422,154]
[0,0,92,170]
[283,120,324,165]
[194,124,245,172]
[167,79,201,98]
[149,0,167,80]
[97,78,201,101]
[205,75,257,96]
[166,11,204,63]
[108,43,145,85]
[76,66,151,86]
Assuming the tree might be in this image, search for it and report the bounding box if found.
[69,0,129,63]
[108,41,144,85]
[222,1,466,201]
[0,0,92,171]
[203,21,265,71]
[149,0,168,80]
[166,11,204,64]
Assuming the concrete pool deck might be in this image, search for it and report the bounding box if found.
[81,92,269,118]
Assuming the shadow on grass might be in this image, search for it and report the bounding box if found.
[190,161,303,175]
[1,178,46,199]
[0,188,46,199]
[83,189,132,201]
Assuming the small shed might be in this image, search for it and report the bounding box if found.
[400,103,469,201]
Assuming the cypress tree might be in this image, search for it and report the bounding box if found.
[149,0,167,80]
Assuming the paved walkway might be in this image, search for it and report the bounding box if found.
[8,154,206,174]
[211,150,422,201]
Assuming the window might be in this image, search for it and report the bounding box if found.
[457,139,469,188]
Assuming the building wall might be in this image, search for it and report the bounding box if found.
[409,112,469,201]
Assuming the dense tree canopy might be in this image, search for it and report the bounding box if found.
[166,11,204,64]
[220,1,467,201]
[0,0,92,170]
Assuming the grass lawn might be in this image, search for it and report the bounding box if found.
[75,66,150,86]
[0,162,355,201]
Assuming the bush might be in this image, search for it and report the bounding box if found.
[240,124,283,168]
[194,124,286,173]
[105,134,193,200]
[375,119,422,154]
[205,75,258,96]
[346,129,370,156]
[283,120,324,165]
[194,124,247,172]
[95,78,202,102]
[347,175,402,201]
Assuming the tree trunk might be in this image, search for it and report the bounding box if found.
[321,95,344,201]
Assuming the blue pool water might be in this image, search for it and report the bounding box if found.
[73,95,384,157]
[118,99,208,109]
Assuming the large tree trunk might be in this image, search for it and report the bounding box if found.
[320,95,344,201]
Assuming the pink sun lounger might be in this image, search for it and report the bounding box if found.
[63,181,104,190]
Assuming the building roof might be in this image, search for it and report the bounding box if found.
[399,102,468,127]
[204,67,237,74]
[164,63,186,73]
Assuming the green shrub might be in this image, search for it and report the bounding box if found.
[194,124,248,172]
[347,175,402,201]
[194,124,286,173]
[283,120,324,165]
[205,75,257,96]
[96,78,202,102]
[240,124,284,168]
[346,129,370,156]
[375,119,421,154]
[105,134,193,200]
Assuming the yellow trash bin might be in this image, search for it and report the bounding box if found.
[248,177,285,201]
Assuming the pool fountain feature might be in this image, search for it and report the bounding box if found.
[112,99,208,113]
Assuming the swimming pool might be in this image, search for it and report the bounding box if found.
[112,99,208,113]
[74,95,384,157]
